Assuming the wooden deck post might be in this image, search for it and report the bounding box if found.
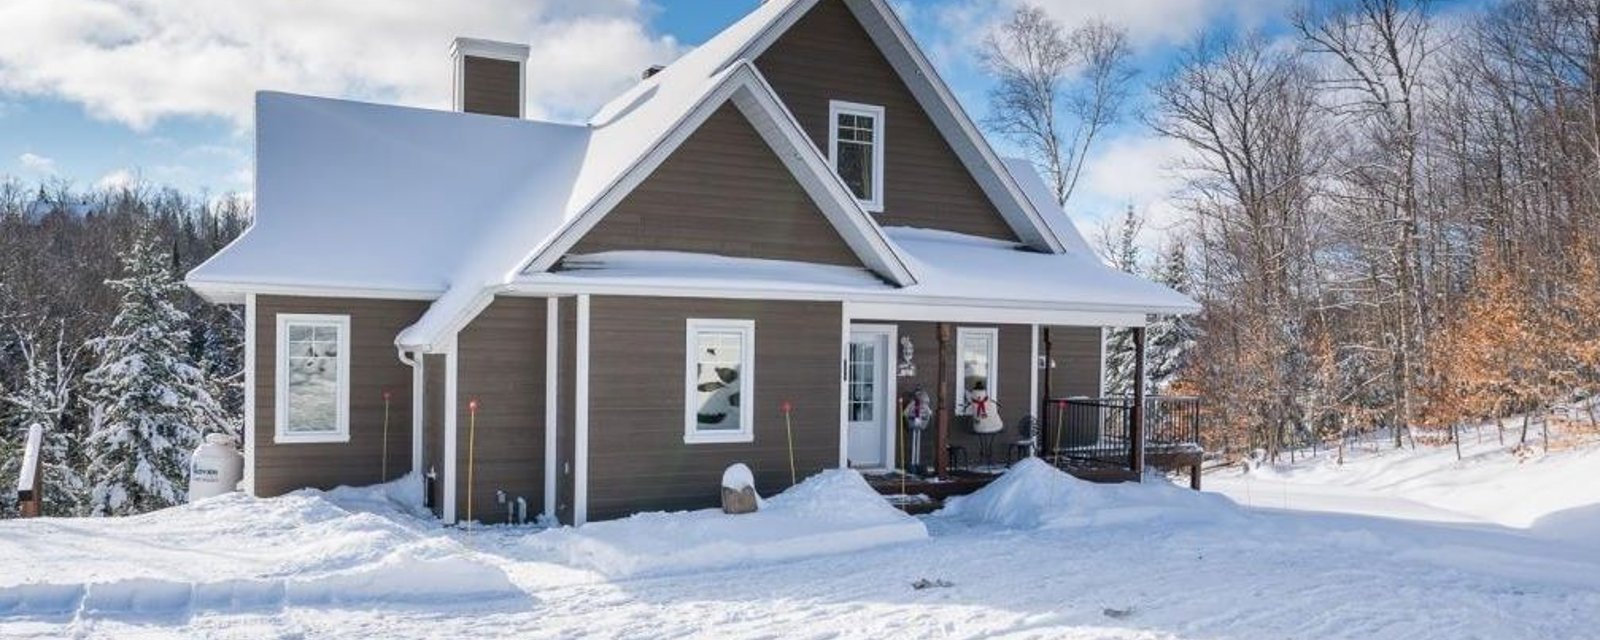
[1039,327,1052,451]
[936,323,951,478]
[1131,326,1147,479]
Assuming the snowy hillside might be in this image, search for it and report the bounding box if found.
[2,457,1598,638]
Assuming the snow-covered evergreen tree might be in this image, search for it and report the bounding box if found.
[82,225,228,516]
[3,326,87,516]
[1100,207,1143,396]
[1145,242,1199,392]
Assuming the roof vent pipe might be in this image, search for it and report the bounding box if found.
[450,37,531,118]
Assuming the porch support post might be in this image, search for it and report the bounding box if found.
[1131,325,1147,479]
[935,323,951,478]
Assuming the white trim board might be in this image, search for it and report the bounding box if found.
[843,302,1146,328]
[242,293,256,495]
[544,297,559,522]
[574,294,591,526]
[504,280,1185,321]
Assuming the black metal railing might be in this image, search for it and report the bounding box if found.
[1042,396,1202,468]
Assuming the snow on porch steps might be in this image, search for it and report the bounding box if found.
[519,469,928,579]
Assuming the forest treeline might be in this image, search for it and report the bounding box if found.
[1142,0,1600,459]
[0,179,248,516]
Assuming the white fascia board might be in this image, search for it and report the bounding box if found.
[187,279,443,305]
[844,301,1145,328]
[504,279,1183,320]
[518,63,916,287]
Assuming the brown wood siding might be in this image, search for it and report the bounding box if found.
[1045,326,1103,400]
[567,104,864,268]
[758,0,1019,242]
[584,297,843,521]
[874,321,1034,467]
[252,296,426,497]
[556,298,576,524]
[423,353,446,515]
[453,297,546,524]
[461,55,521,118]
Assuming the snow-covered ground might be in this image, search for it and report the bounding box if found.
[2,447,1598,639]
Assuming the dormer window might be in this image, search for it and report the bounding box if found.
[828,101,885,212]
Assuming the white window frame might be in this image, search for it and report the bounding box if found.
[828,100,886,213]
[954,327,1000,416]
[684,318,756,445]
[274,314,352,444]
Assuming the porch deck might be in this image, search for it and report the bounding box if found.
[869,396,1205,511]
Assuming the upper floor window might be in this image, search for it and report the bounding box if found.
[275,314,351,444]
[828,100,885,212]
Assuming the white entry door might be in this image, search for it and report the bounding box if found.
[847,326,895,469]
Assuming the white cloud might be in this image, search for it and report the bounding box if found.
[95,168,136,190]
[1072,132,1195,250]
[0,0,682,130]
[18,151,55,173]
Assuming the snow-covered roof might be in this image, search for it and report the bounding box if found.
[883,227,1198,314]
[190,0,1196,351]
[188,92,589,299]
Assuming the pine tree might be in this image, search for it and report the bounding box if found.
[82,225,227,516]
[1101,207,1143,396]
[1145,242,1198,392]
[3,326,87,515]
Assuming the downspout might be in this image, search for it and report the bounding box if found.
[397,347,427,501]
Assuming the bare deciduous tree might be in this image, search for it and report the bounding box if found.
[981,8,1135,207]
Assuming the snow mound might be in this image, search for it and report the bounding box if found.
[939,458,1234,529]
[0,475,521,620]
[524,468,926,578]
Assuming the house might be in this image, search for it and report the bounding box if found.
[186,0,1198,525]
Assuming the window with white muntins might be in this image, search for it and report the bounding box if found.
[955,327,998,415]
[829,100,885,212]
[685,319,755,444]
[275,314,351,443]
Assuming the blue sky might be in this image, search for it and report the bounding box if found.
[0,0,1455,235]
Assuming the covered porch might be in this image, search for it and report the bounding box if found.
[840,300,1205,506]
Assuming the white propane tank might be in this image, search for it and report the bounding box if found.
[188,434,244,502]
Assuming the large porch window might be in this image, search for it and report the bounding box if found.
[684,319,756,444]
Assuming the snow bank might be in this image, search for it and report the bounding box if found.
[524,469,926,578]
[0,475,520,620]
[939,458,1234,530]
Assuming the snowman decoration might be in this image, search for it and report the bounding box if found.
[963,381,1003,435]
